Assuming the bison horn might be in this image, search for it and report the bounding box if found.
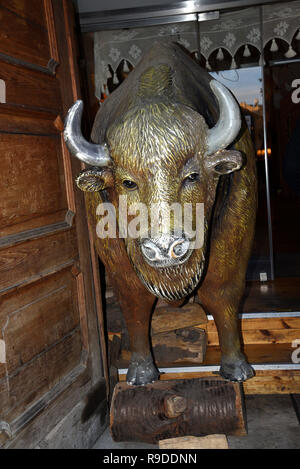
[64,100,111,167]
[206,80,241,156]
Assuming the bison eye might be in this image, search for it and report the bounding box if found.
[184,172,199,183]
[122,179,138,190]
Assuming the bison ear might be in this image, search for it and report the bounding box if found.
[205,149,244,176]
[75,168,113,192]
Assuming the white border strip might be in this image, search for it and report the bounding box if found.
[118,363,300,375]
[207,311,300,320]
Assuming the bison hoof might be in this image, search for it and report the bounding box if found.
[126,353,160,386]
[219,356,255,382]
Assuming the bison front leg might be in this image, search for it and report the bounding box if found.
[120,293,160,386]
[90,194,159,386]
[101,256,159,386]
[197,283,254,382]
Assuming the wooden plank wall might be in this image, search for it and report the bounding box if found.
[0,0,107,447]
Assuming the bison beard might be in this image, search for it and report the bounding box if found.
[126,239,205,300]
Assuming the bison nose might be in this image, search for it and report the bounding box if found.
[141,236,190,267]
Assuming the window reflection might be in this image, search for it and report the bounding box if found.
[210,67,271,280]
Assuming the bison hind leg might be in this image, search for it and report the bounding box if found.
[127,353,160,386]
[219,353,255,382]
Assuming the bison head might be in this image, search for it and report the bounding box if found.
[64,60,243,301]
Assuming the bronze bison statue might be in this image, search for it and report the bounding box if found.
[64,42,257,385]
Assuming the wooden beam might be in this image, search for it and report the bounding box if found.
[151,327,206,366]
[151,302,207,334]
[159,434,229,449]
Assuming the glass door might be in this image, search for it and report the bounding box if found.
[209,66,273,281]
[264,60,300,277]
[197,6,274,280]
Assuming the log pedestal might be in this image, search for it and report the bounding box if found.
[110,377,246,444]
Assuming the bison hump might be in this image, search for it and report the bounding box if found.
[137,64,173,99]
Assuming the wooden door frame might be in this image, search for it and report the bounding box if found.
[59,0,109,390]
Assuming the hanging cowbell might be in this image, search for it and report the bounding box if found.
[113,72,119,85]
[285,45,297,58]
[123,60,130,73]
[243,45,251,57]
[106,65,112,79]
[259,54,266,66]
[270,39,279,52]
[216,48,224,61]
[230,57,237,69]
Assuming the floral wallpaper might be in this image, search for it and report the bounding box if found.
[94,1,300,99]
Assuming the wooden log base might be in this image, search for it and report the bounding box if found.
[110,378,246,444]
[158,434,229,449]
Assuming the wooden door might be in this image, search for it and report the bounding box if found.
[0,0,107,448]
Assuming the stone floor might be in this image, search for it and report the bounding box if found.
[93,394,300,450]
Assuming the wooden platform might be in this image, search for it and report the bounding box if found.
[107,278,300,394]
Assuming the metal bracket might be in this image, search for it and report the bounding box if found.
[197,11,219,22]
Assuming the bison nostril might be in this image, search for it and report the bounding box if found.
[141,241,160,261]
[173,244,183,256]
[170,239,189,259]
[142,245,156,260]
